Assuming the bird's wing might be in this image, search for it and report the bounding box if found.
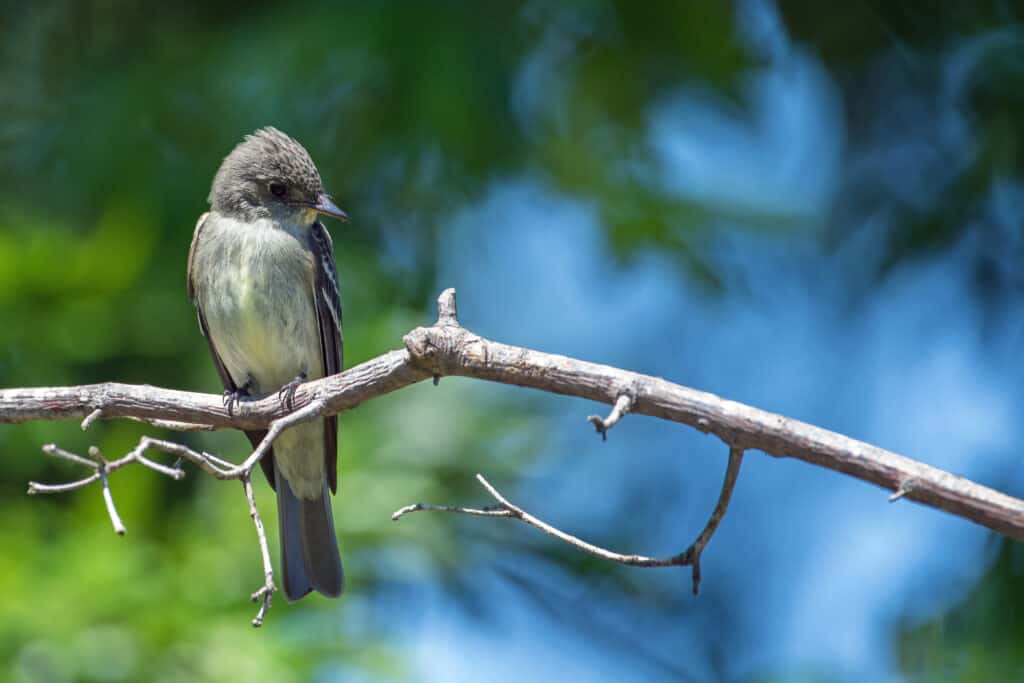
[310,220,342,494]
[186,212,208,305]
[188,213,271,469]
[188,213,235,390]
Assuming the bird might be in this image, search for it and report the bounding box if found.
[187,127,348,600]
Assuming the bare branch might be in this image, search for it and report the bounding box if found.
[123,416,216,432]
[0,349,425,431]
[94,447,126,536]
[396,458,741,591]
[41,443,99,470]
[472,473,687,566]
[6,289,1016,539]
[889,478,916,502]
[392,501,511,520]
[81,408,104,431]
[587,394,633,441]
[8,286,1024,622]
[28,439,187,495]
[225,398,328,479]
[680,445,744,594]
[243,474,275,627]
[394,443,743,593]
[396,473,686,566]
[24,397,331,625]
[436,287,460,327]
[28,472,101,494]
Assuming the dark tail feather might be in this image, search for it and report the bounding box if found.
[277,472,312,601]
[276,468,344,601]
[300,479,344,597]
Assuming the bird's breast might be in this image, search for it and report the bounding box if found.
[195,216,323,393]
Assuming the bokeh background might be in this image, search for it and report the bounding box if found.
[2,0,1024,681]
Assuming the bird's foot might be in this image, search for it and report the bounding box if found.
[223,375,255,417]
[278,371,307,411]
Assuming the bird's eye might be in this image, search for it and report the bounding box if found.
[269,182,287,198]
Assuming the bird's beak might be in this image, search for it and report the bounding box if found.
[313,194,349,222]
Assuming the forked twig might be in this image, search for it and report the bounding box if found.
[394,445,745,594]
[243,474,276,627]
[26,396,327,626]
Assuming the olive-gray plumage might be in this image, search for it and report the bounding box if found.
[188,127,348,600]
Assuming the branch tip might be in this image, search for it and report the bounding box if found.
[392,500,511,520]
[436,288,460,327]
[42,443,98,470]
[243,474,276,626]
[587,395,633,441]
[889,479,916,502]
[392,504,417,521]
[81,408,103,431]
[681,445,745,594]
[99,466,126,536]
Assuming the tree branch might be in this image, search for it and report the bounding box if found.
[5,287,1013,537]
[6,287,1024,621]
[243,473,275,627]
[392,447,744,595]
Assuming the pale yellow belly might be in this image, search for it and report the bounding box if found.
[198,224,324,394]
[193,216,326,498]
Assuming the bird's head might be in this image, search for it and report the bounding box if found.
[208,127,348,224]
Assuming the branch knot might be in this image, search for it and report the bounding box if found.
[435,288,460,328]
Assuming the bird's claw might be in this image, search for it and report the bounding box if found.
[278,372,306,411]
[222,376,254,417]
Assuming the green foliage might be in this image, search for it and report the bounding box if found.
[899,540,1024,680]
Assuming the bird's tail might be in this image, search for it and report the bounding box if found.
[276,467,344,601]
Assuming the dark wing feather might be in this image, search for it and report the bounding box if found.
[310,220,342,493]
[186,213,208,306]
[188,213,276,486]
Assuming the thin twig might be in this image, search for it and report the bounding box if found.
[228,398,327,477]
[81,405,216,433]
[474,474,687,566]
[126,416,217,432]
[81,408,104,431]
[890,478,916,502]
[26,398,326,626]
[94,448,126,536]
[28,473,101,494]
[41,443,98,470]
[243,474,275,627]
[127,437,223,476]
[679,445,744,594]
[392,502,510,520]
[28,440,186,495]
[587,394,633,441]
[396,446,745,592]
[396,473,691,567]
[30,394,324,492]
